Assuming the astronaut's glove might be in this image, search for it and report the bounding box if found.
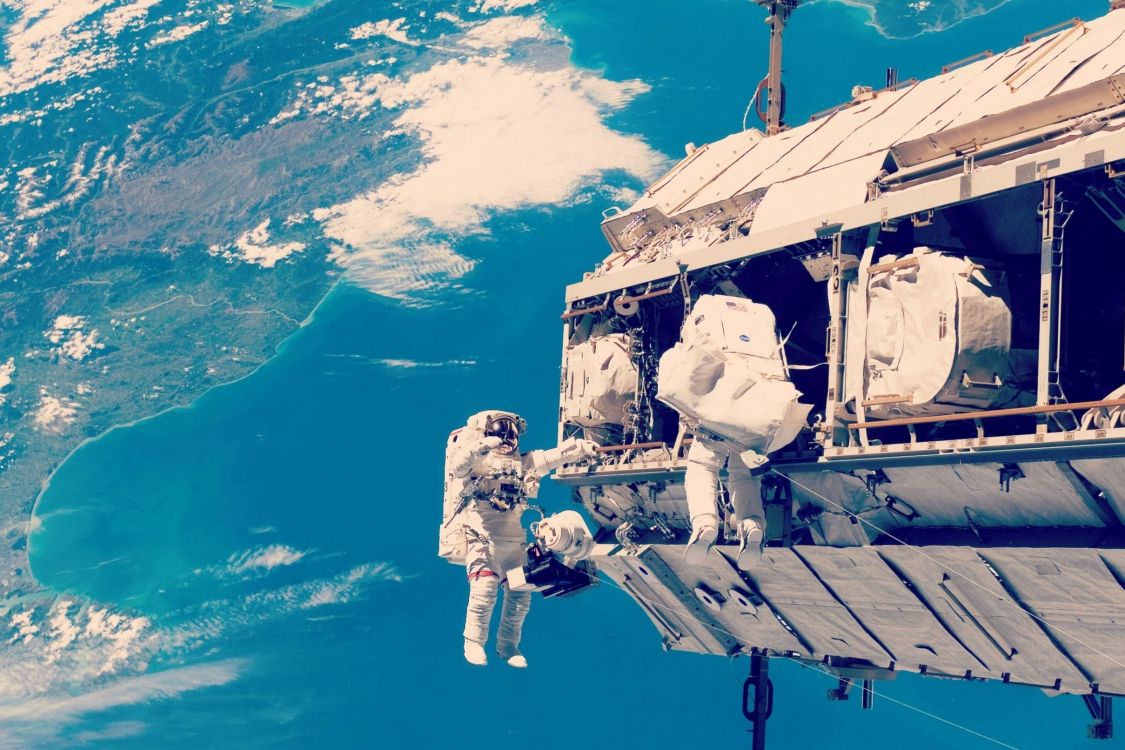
[477,436,503,455]
[577,440,601,460]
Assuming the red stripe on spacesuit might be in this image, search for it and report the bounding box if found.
[467,570,497,581]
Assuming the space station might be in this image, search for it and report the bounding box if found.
[542,1,1125,745]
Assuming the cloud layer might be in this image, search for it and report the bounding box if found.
[284,11,664,300]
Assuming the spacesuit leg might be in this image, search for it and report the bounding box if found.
[496,588,531,667]
[726,448,765,528]
[684,437,724,564]
[495,539,531,667]
[463,527,499,666]
[726,449,765,571]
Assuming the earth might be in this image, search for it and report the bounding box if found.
[0,0,1112,747]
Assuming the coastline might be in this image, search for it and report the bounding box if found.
[22,278,344,587]
[811,0,1017,39]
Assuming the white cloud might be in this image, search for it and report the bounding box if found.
[366,357,476,369]
[210,218,306,268]
[268,73,392,124]
[83,607,149,676]
[261,9,661,301]
[0,0,117,97]
[100,0,160,36]
[0,600,153,702]
[165,562,402,650]
[58,330,102,361]
[0,85,105,127]
[0,358,14,406]
[0,562,399,704]
[71,720,148,743]
[225,544,307,577]
[350,18,414,45]
[43,315,104,361]
[0,0,240,98]
[33,390,79,432]
[314,55,661,299]
[44,601,80,663]
[302,564,392,608]
[471,0,539,12]
[46,315,86,338]
[0,660,244,725]
[460,15,545,49]
[0,561,401,746]
[14,143,119,220]
[8,611,38,645]
[146,19,208,47]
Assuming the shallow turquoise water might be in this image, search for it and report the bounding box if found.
[26,0,1113,747]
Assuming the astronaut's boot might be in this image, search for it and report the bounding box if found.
[496,588,531,668]
[684,514,719,566]
[463,575,498,666]
[735,519,765,571]
[464,640,488,667]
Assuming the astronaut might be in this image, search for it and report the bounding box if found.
[683,431,766,570]
[656,294,810,570]
[444,410,598,668]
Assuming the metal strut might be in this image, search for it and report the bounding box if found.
[760,474,794,546]
[1036,177,1074,430]
[742,652,774,750]
[1084,695,1114,740]
[827,677,876,709]
[753,1,800,136]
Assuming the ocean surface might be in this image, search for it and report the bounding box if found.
[13,0,1116,747]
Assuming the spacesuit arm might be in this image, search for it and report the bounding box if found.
[449,436,503,478]
[523,437,599,475]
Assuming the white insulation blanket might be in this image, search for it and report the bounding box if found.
[562,333,638,427]
[851,247,1015,417]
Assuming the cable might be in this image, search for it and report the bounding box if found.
[777,468,1125,674]
[776,654,1020,750]
[571,560,1021,750]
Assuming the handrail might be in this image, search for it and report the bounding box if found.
[942,50,993,74]
[618,284,677,305]
[561,299,609,320]
[1023,18,1082,44]
[595,438,693,454]
[1006,19,1084,90]
[808,78,920,122]
[851,398,1125,430]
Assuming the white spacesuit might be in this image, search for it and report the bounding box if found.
[444,410,598,668]
[656,295,812,570]
[683,432,765,570]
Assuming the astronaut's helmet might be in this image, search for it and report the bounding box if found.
[466,410,526,455]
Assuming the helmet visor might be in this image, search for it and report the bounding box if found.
[486,416,520,452]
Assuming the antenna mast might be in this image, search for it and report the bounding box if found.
[754,1,800,135]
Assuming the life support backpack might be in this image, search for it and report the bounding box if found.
[438,428,470,565]
[656,295,810,455]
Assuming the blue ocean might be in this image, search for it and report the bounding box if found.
[7,0,1114,746]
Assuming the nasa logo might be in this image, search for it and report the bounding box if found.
[739,334,751,342]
